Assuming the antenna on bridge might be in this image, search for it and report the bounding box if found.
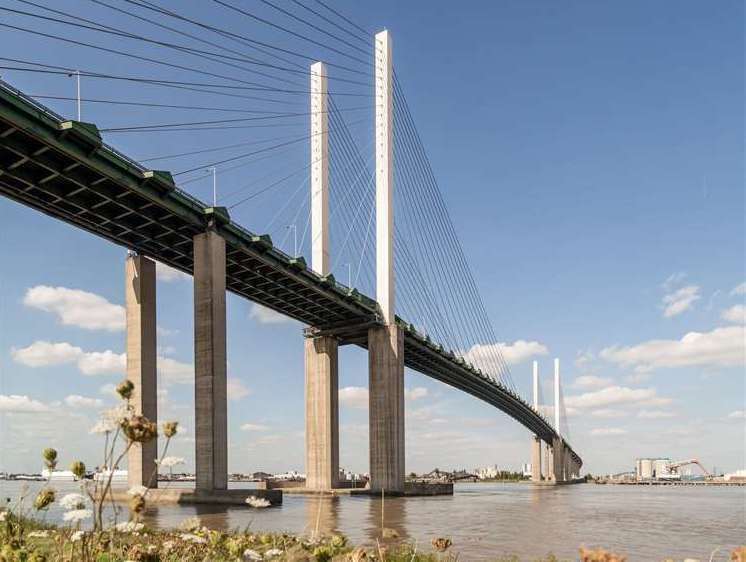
[67,70,81,121]
[532,360,539,411]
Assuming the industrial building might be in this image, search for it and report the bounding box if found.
[635,458,711,481]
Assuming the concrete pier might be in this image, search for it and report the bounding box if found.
[193,230,228,491]
[530,361,542,482]
[368,324,405,493]
[545,442,555,482]
[304,335,339,490]
[531,436,542,482]
[125,254,158,489]
[552,437,564,483]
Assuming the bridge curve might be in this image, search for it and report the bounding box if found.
[0,80,582,469]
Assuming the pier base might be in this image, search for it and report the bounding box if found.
[109,488,281,506]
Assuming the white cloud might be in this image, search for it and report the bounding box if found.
[661,285,700,318]
[77,351,126,375]
[637,410,676,419]
[240,423,269,432]
[730,282,746,296]
[721,305,745,324]
[405,387,428,401]
[227,378,251,400]
[464,340,548,367]
[0,394,50,413]
[64,395,103,409]
[600,326,745,373]
[565,386,670,410]
[99,384,117,397]
[727,410,745,419]
[338,386,368,409]
[155,261,190,282]
[571,375,613,390]
[662,272,687,291]
[24,285,125,331]
[249,304,292,325]
[158,357,192,385]
[590,427,627,436]
[11,341,82,367]
[589,409,627,418]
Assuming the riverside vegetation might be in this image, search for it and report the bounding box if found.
[2,378,744,562]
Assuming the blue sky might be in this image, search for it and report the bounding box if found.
[0,0,743,476]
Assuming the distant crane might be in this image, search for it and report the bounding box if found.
[666,459,712,478]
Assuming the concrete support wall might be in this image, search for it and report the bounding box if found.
[126,254,158,489]
[368,324,405,492]
[304,335,339,490]
[194,231,228,491]
[531,436,542,482]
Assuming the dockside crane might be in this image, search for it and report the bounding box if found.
[666,459,712,478]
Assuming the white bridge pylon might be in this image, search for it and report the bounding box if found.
[304,30,405,493]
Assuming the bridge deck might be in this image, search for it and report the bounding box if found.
[0,80,581,466]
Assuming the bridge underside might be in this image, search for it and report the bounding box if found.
[0,82,582,469]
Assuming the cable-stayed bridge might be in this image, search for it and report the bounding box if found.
[0,0,581,495]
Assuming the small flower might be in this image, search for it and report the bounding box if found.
[265,548,283,558]
[34,488,55,510]
[28,530,50,538]
[178,516,201,531]
[120,414,157,443]
[331,535,347,548]
[70,461,86,480]
[59,493,86,510]
[70,530,85,542]
[180,533,207,544]
[162,421,179,438]
[63,509,92,523]
[432,537,452,552]
[116,379,135,400]
[127,485,148,498]
[42,448,57,470]
[157,456,185,468]
[115,521,144,533]
[242,549,262,561]
[245,495,271,508]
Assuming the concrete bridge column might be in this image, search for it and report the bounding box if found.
[530,362,542,482]
[531,437,542,482]
[544,442,554,481]
[368,324,405,493]
[126,253,158,489]
[368,30,404,494]
[552,437,564,483]
[194,230,228,491]
[304,335,339,490]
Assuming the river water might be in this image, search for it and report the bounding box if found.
[1,480,743,560]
